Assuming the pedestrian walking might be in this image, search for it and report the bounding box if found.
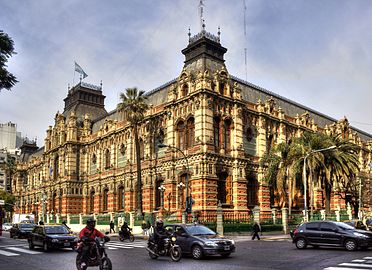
[141,220,148,236]
[252,222,261,240]
[110,220,115,233]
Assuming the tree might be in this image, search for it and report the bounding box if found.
[117,87,149,218]
[0,189,15,213]
[262,141,302,214]
[0,30,18,91]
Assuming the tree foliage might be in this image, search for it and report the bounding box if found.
[117,87,149,217]
[0,189,15,212]
[0,30,18,91]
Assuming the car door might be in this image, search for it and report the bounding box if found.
[304,222,321,244]
[174,225,190,253]
[34,227,43,246]
[319,222,341,246]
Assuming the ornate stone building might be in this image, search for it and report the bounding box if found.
[12,28,372,221]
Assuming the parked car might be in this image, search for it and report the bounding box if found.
[344,220,368,230]
[9,223,36,239]
[164,223,235,259]
[292,220,372,251]
[2,223,13,231]
[28,224,78,251]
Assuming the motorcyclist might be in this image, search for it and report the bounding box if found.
[153,220,168,252]
[120,221,131,239]
[78,218,109,270]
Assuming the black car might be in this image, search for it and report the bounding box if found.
[9,223,35,239]
[292,220,372,251]
[28,225,78,251]
[164,224,236,259]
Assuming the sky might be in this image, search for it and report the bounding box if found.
[1,0,372,146]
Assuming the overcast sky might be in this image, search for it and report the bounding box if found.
[1,0,372,146]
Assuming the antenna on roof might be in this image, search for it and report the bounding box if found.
[243,0,248,82]
[199,0,205,31]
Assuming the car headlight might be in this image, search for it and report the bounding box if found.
[230,240,235,245]
[171,236,177,242]
[205,241,218,247]
[51,239,59,243]
[353,232,368,238]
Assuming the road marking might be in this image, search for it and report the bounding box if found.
[0,249,19,256]
[364,257,372,260]
[338,263,372,268]
[324,268,370,270]
[6,247,42,254]
[352,259,366,263]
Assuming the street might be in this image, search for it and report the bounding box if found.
[1,231,372,270]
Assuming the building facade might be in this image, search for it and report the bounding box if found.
[12,28,372,221]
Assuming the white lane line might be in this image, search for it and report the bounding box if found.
[364,257,372,260]
[352,259,367,263]
[0,249,19,256]
[324,268,369,270]
[338,263,372,268]
[6,247,42,254]
[107,247,118,250]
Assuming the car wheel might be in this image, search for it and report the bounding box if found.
[43,241,49,252]
[192,245,203,260]
[344,239,357,251]
[28,240,34,250]
[295,238,307,249]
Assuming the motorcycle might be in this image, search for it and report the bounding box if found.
[146,232,182,262]
[119,228,135,242]
[75,235,112,270]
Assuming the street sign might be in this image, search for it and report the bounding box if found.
[0,200,4,205]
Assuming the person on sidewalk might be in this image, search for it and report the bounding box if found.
[252,222,261,240]
[109,220,115,233]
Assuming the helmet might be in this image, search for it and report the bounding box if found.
[86,218,96,229]
[156,220,164,228]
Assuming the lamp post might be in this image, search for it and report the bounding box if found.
[177,181,185,209]
[158,184,166,210]
[303,145,336,222]
[158,143,190,223]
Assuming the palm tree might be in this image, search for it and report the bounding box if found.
[322,134,360,213]
[117,87,149,218]
[262,141,301,214]
[0,30,18,91]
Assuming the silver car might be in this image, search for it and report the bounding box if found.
[2,223,13,231]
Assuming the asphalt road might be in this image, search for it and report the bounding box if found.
[1,231,372,270]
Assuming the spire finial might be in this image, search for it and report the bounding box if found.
[188,27,191,42]
[100,80,103,89]
[199,0,205,31]
[218,26,221,41]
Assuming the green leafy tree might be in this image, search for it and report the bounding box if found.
[0,30,18,91]
[117,87,148,218]
[0,189,15,212]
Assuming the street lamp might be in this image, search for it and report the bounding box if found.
[158,143,191,223]
[303,145,336,222]
[177,181,186,209]
[158,184,166,210]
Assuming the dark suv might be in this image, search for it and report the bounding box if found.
[292,221,372,251]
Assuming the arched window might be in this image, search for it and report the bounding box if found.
[118,186,125,210]
[182,84,188,97]
[53,155,59,180]
[186,118,195,149]
[176,121,185,150]
[105,149,110,169]
[91,154,97,173]
[103,188,109,211]
[247,173,259,207]
[213,117,220,152]
[223,119,232,154]
[217,172,232,205]
[89,191,95,213]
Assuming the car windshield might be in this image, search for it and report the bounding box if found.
[45,226,69,234]
[335,222,354,230]
[185,225,216,236]
[20,224,34,229]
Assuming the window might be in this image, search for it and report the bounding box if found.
[176,121,185,150]
[223,119,231,153]
[186,118,195,149]
[320,223,336,232]
[306,222,319,231]
[247,173,259,207]
[89,191,95,213]
[103,188,109,211]
[217,172,230,204]
[53,155,59,180]
[213,117,220,152]
[118,186,125,210]
[104,149,110,169]
[182,84,188,97]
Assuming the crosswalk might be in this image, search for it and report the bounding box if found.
[324,257,372,269]
[0,240,147,257]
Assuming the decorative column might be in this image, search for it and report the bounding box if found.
[281,208,288,234]
[216,201,224,236]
